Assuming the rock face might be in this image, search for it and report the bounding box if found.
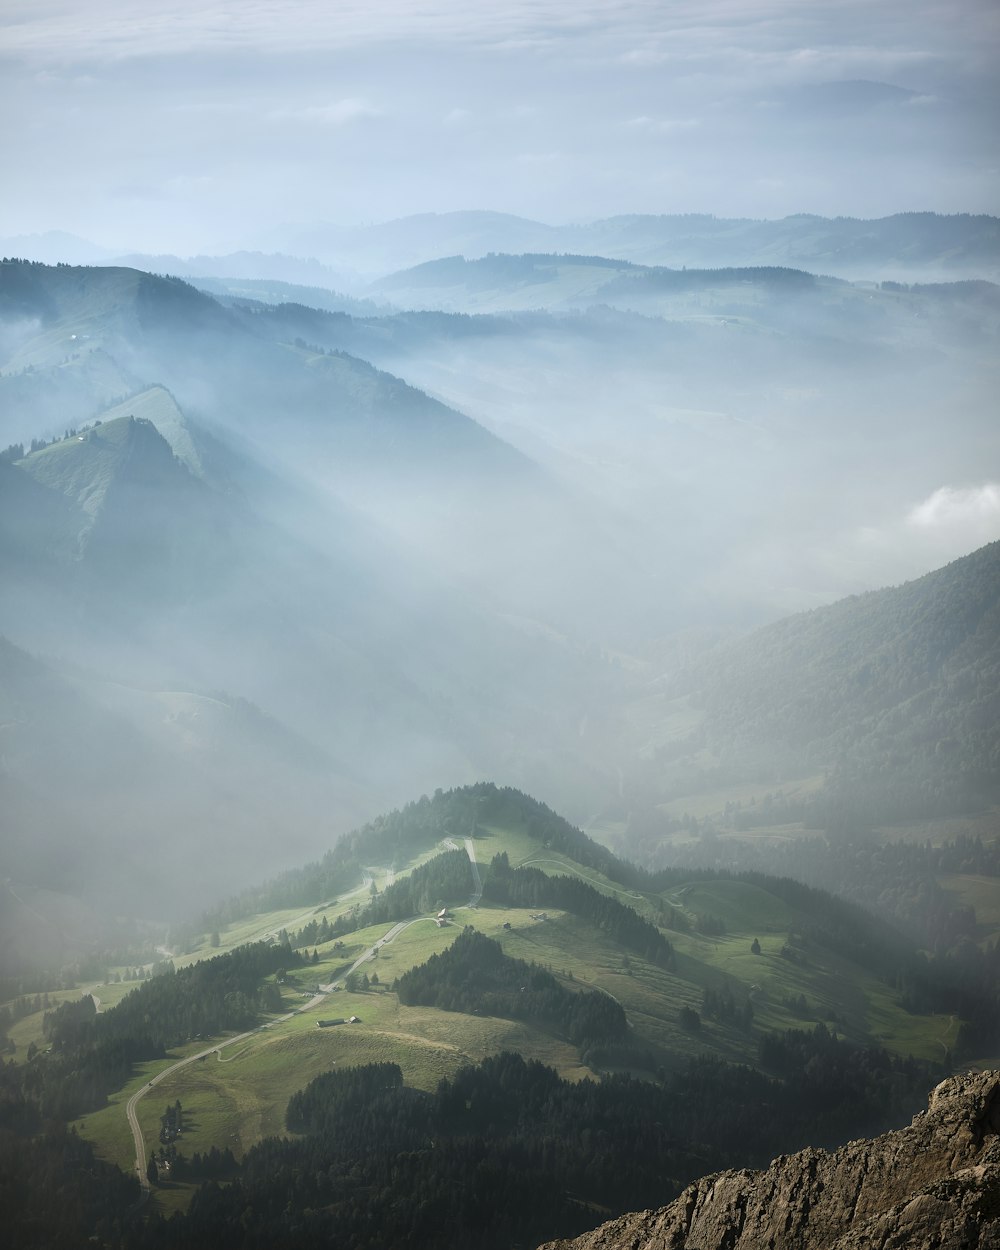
[539,1071,1000,1250]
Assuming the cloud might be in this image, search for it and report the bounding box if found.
[0,0,640,62]
[2,0,997,245]
[275,98,383,126]
[625,115,700,134]
[5,0,992,70]
[845,483,1000,590]
[907,483,1000,536]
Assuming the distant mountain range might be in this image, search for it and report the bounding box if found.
[3,210,998,286]
[263,210,1000,282]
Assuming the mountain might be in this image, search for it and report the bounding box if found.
[0,632,360,929]
[11,212,994,287]
[538,1070,1000,1250]
[2,258,998,921]
[563,211,1000,281]
[9,779,988,1249]
[367,250,1000,317]
[232,270,1000,628]
[366,252,827,313]
[0,261,526,485]
[0,272,642,910]
[192,275,391,316]
[264,210,564,278]
[0,411,615,913]
[108,250,360,291]
[648,541,1000,826]
[14,413,234,600]
[0,230,115,265]
[262,210,1000,283]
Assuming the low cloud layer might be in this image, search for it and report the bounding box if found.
[909,483,1000,542]
[2,0,997,251]
[848,484,1000,589]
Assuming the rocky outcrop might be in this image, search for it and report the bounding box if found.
[539,1071,1000,1250]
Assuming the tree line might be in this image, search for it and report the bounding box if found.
[7,942,294,1124]
[394,927,628,1053]
[199,782,648,933]
[484,852,674,966]
[127,1037,937,1250]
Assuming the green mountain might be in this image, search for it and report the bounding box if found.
[618,541,1000,837]
[0,261,529,488]
[15,414,234,599]
[2,261,638,639]
[6,782,983,1250]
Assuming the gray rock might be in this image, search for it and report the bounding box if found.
[539,1071,1000,1250]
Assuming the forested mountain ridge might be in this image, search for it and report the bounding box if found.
[626,541,1000,830]
[0,260,529,485]
[200,782,637,924]
[1,773,992,1249]
[199,780,982,1065]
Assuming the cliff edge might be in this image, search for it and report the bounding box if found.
[539,1071,1000,1250]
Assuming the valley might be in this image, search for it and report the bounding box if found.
[2,214,998,1250]
[5,0,1000,1239]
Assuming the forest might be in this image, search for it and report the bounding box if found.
[484,853,674,967]
[117,1037,936,1250]
[3,942,294,1125]
[394,927,629,1054]
[199,783,638,931]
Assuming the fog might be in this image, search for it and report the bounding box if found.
[0,2,998,970]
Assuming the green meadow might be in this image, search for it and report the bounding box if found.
[31,814,961,1212]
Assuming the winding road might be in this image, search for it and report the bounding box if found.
[126,843,482,1191]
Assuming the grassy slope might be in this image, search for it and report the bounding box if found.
[19,418,135,516]
[25,810,959,1199]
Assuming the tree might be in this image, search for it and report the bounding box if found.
[147,1155,158,1186]
[678,1005,701,1032]
[751,938,762,956]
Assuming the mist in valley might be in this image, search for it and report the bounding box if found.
[5,7,1000,1250]
[0,0,998,987]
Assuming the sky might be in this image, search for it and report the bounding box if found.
[2,0,999,253]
